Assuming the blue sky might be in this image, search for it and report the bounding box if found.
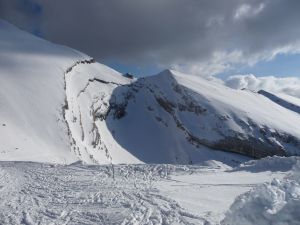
[102,60,162,77]
[218,53,300,80]
[104,53,300,78]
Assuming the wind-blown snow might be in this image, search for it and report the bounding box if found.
[258,90,300,115]
[222,158,300,225]
[277,92,300,108]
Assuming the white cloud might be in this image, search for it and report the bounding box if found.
[225,74,300,98]
[234,3,265,20]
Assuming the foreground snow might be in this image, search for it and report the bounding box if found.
[223,159,300,225]
[1,157,299,225]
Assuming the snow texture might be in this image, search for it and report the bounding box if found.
[0,158,291,225]
[222,158,300,225]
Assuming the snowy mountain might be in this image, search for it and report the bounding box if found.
[1,20,300,164]
[104,70,300,162]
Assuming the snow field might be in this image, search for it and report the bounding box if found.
[1,157,297,225]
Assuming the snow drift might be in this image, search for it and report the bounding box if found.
[222,158,300,225]
[1,20,300,164]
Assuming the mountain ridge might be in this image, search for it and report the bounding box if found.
[0,20,300,164]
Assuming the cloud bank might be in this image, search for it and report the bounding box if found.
[1,0,300,76]
[226,74,300,98]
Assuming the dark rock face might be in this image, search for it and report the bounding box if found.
[213,136,287,159]
[155,97,175,114]
[154,85,293,159]
[112,104,127,119]
[123,73,134,79]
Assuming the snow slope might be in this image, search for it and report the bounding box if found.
[0,20,138,164]
[63,59,141,164]
[105,70,300,162]
[258,90,300,115]
[277,93,300,109]
[0,20,86,163]
[1,20,300,164]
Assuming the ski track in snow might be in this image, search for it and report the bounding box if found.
[0,162,209,225]
[0,162,286,225]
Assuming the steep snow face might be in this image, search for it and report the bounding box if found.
[0,20,141,164]
[64,60,141,164]
[0,20,88,163]
[105,70,300,162]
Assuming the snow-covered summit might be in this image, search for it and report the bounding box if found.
[105,69,300,162]
[0,20,300,164]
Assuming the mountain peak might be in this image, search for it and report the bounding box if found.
[155,69,173,76]
[152,69,180,82]
[1,20,300,165]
